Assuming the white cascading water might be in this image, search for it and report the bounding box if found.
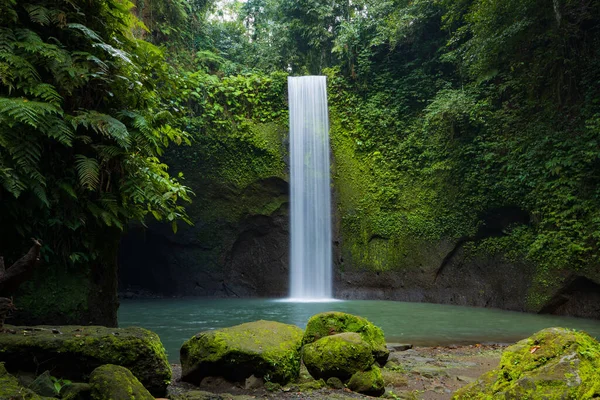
[288,76,333,301]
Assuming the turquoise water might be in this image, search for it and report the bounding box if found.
[118,298,600,361]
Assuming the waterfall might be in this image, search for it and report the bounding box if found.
[288,76,333,300]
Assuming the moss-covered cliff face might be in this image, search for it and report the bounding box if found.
[326,67,600,319]
[119,121,291,297]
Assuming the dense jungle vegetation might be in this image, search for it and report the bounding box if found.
[1,0,600,313]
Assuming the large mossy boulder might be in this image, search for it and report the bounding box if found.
[347,365,385,397]
[0,363,52,400]
[302,312,389,364]
[180,320,303,384]
[302,332,374,380]
[453,327,600,399]
[0,325,171,396]
[89,364,153,400]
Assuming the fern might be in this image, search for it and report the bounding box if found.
[67,23,103,43]
[74,154,100,191]
[21,83,62,105]
[70,111,130,148]
[25,4,52,26]
[0,97,61,128]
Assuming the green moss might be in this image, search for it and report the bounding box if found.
[297,379,326,391]
[180,320,304,384]
[302,312,389,364]
[89,364,153,400]
[302,332,375,380]
[0,363,50,400]
[329,106,476,273]
[15,264,90,322]
[0,325,170,397]
[347,365,385,397]
[453,328,600,399]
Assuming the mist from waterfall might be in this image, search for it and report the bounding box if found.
[288,76,333,301]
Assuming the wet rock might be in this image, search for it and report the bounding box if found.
[302,312,389,364]
[244,374,263,389]
[89,364,153,400]
[456,375,475,383]
[413,365,449,379]
[0,325,171,397]
[387,343,413,352]
[327,377,345,389]
[453,327,600,399]
[347,365,385,397]
[302,332,374,380]
[180,320,303,385]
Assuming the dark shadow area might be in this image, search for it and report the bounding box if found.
[540,276,600,319]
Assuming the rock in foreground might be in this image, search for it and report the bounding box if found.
[180,320,303,384]
[302,311,389,364]
[347,365,385,396]
[89,364,153,400]
[0,363,49,400]
[453,327,600,399]
[302,332,374,380]
[0,325,170,396]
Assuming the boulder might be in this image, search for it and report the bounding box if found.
[302,312,389,364]
[302,332,374,380]
[180,320,303,384]
[453,327,600,399]
[60,383,91,400]
[89,364,153,400]
[0,325,171,396]
[347,365,385,397]
[0,363,51,400]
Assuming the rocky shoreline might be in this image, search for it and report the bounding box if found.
[2,312,600,399]
[167,343,505,399]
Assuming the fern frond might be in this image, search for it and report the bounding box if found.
[70,111,130,147]
[0,1,17,24]
[0,52,40,85]
[32,183,49,207]
[0,97,61,128]
[0,165,26,197]
[25,4,52,26]
[92,42,132,64]
[42,116,74,145]
[21,83,62,105]
[74,154,99,191]
[0,28,16,53]
[93,144,124,160]
[67,23,103,42]
[58,182,77,199]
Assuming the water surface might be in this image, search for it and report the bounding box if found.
[118,298,600,361]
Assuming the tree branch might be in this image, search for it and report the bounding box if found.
[0,239,42,296]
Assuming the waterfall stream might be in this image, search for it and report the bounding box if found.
[288,76,333,300]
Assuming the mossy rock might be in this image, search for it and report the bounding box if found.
[0,325,171,396]
[89,364,153,400]
[60,383,91,400]
[347,365,385,397]
[302,332,374,381]
[0,362,53,400]
[303,312,389,364]
[453,327,600,399]
[180,320,303,385]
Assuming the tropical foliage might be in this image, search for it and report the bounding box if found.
[0,0,191,265]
